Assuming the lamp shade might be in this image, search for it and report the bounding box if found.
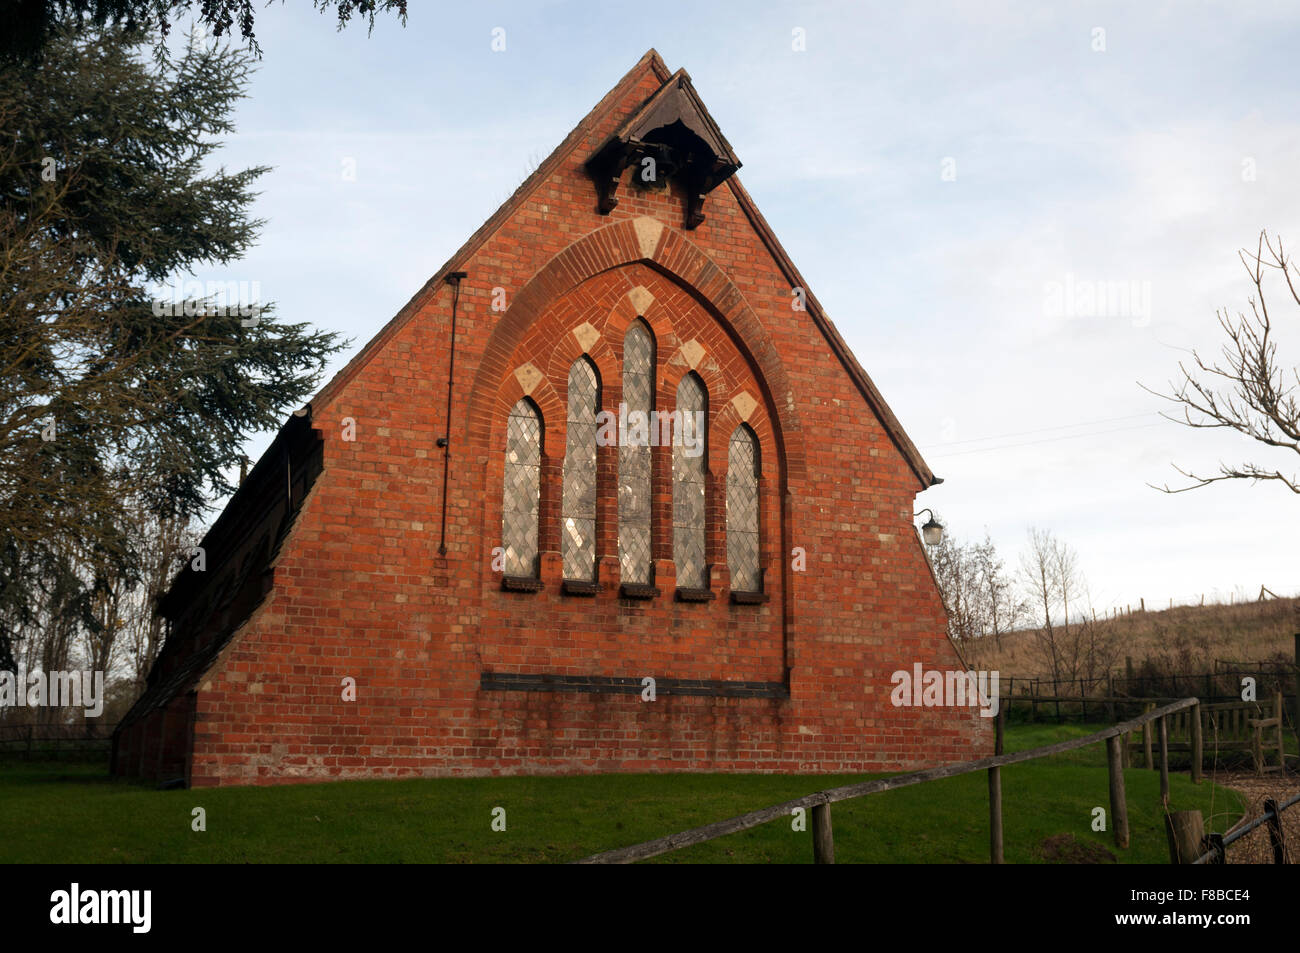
[921,519,943,547]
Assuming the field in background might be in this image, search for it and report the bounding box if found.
[961,595,1299,678]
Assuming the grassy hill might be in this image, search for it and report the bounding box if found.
[960,595,1298,681]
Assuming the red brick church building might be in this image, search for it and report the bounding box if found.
[113,50,991,787]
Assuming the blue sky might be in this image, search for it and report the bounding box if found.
[179,1,1300,613]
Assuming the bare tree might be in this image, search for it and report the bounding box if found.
[1146,231,1300,494]
[928,527,984,642]
[1050,533,1083,639]
[1018,528,1119,689]
[121,511,193,692]
[1013,527,1086,686]
[1076,588,1123,685]
[3,502,192,728]
[927,521,1022,651]
[972,531,1024,648]
[1020,527,1064,681]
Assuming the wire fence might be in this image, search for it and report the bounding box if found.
[1000,667,1295,730]
[0,722,118,762]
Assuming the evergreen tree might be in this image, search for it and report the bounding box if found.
[1,1,408,62]
[0,26,346,671]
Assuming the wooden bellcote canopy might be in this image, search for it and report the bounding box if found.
[584,69,741,229]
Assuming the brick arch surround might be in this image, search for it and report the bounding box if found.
[480,264,785,585]
[465,215,807,487]
[470,221,800,698]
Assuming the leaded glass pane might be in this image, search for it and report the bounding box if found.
[673,373,707,589]
[727,427,761,592]
[502,399,540,577]
[619,322,654,585]
[562,358,598,582]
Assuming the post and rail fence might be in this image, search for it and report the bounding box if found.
[993,635,1300,766]
[1187,792,1300,864]
[578,697,1234,864]
[579,694,1298,864]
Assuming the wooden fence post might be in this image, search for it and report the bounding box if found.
[1165,810,1204,863]
[1191,701,1203,784]
[1142,703,1154,770]
[1263,798,1286,864]
[1106,735,1130,849]
[988,765,1003,864]
[1251,718,1264,776]
[1274,691,1286,770]
[812,801,834,864]
[1294,634,1299,757]
[989,706,1004,864]
[1158,715,1170,807]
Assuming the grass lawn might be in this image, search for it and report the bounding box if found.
[0,723,1244,863]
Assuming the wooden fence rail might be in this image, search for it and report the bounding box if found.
[1191,791,1300,864]
[576,697,1202,865]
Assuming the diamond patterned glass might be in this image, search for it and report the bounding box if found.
[562,358,598,582]
[501,399,541,578]
[727,426,761,592]
[673,373,707,589]
[619,321,653,584]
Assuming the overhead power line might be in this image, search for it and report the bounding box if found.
[922,412,1160,450]
[927,421,1165,459]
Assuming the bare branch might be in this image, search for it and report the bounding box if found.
[1143,230,1300,493]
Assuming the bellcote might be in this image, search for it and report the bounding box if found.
[584,69,741,230]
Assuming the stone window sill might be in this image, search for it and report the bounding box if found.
[675,587,716,603]
[619,582,660,600]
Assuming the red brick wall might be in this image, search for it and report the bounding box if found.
[181,59,991,787]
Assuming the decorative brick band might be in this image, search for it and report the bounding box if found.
[480,672,789,699]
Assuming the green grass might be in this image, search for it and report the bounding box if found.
[0,724,1244,863]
